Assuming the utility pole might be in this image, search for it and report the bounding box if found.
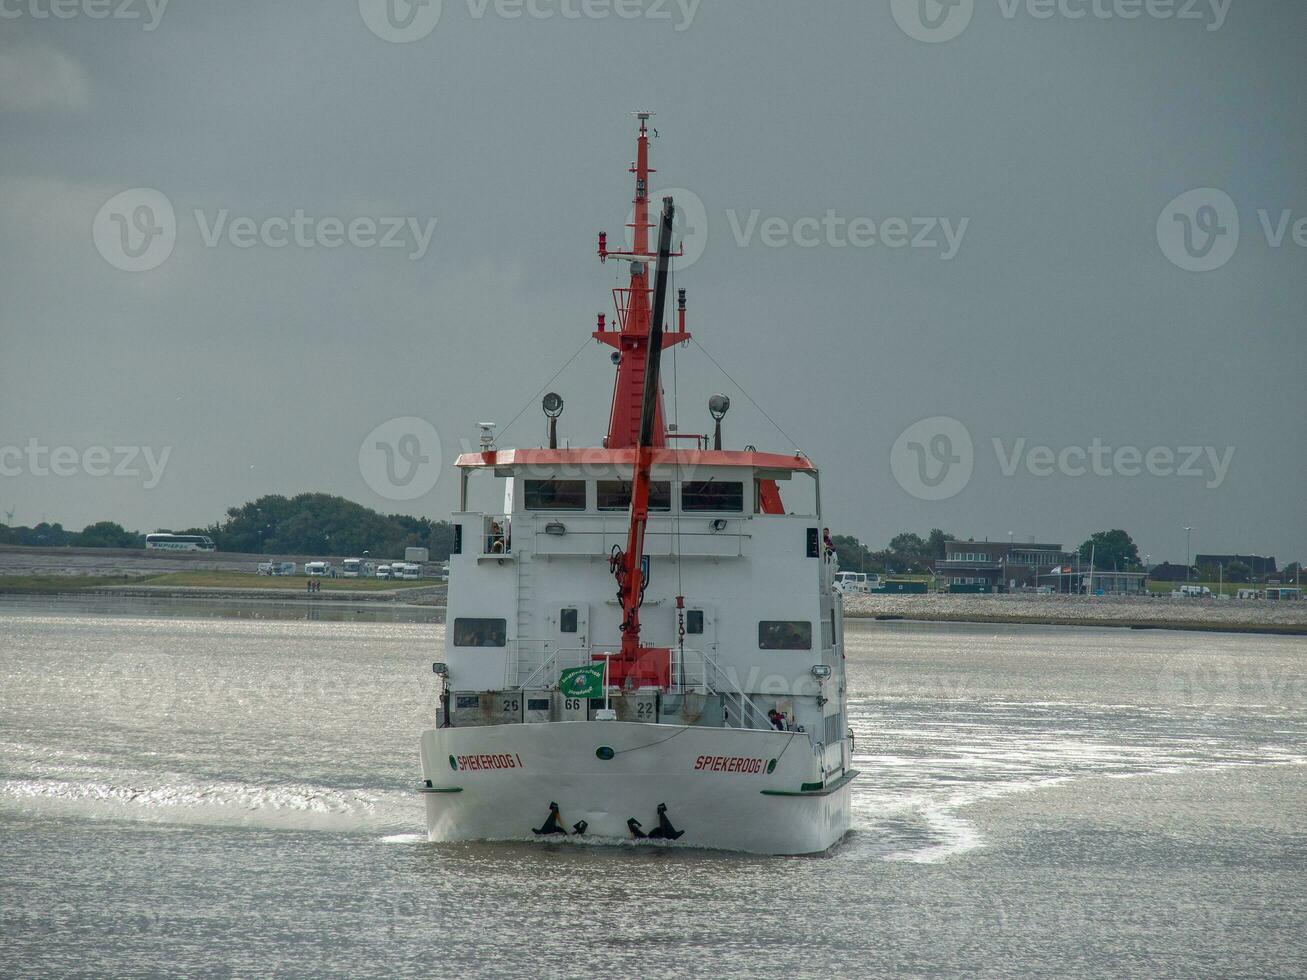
[1184,526,1194,583]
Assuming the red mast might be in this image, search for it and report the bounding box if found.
[595,112,690,449]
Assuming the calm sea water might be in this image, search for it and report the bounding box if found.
[2,597,1304,978]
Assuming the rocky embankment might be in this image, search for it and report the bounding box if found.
[842,592,1307,635]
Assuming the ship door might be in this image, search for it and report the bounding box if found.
[680,603,717,681]
[556,603,589,661]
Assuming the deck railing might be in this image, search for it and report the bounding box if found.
[511,644,772,732]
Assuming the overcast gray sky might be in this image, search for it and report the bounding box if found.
[1,0,1303,565]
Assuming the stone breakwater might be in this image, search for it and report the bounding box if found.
[842,592,1307,633]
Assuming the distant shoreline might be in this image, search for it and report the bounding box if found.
[842,593,1307,638]
[847,610,1307,637]
[2,581,1303,637]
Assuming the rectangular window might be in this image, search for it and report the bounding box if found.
[526,698,550,712]
[758,620,812,650]
[596,480,671,512]
[452,617,507,647]
[523,479,586,511]
[682,480,744,512]
[560,608,578,633]
[686,610,704,635]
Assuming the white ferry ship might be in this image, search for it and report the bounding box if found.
[419,114,855,854]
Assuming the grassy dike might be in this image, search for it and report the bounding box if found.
[0,570,436,596]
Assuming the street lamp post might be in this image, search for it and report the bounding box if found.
[1184,526,1194,583]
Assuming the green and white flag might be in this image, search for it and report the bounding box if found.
[559,663,604,699]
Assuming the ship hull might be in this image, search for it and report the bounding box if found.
[419,722,853,856]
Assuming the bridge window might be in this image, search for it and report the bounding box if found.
[452,618,507,647]
[597,480,671,511]
[758,620,812,650]
[682,480,744,512]
[523,479,586,511]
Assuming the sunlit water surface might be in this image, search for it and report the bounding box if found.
[2,598,1304,977]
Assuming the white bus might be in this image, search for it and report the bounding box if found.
[834,571,880,594]
[145,533,216,552]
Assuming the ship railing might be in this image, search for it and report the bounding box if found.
[512,645,771,733]
[695,650,772,732]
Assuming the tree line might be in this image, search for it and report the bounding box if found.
[830,527,1155,575]
[0,493,457,561]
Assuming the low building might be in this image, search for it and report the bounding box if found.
[1148,562,1193,583]
[933,539,1148,593]
[934,540,1075,592]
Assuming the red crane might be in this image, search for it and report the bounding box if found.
[604,193,676,689]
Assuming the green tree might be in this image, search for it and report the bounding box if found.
[830,534,875,573]
[927,528,951,560]
[1078,529,1141,570]
[1224,561,1252,583]
[75,521,142,549]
